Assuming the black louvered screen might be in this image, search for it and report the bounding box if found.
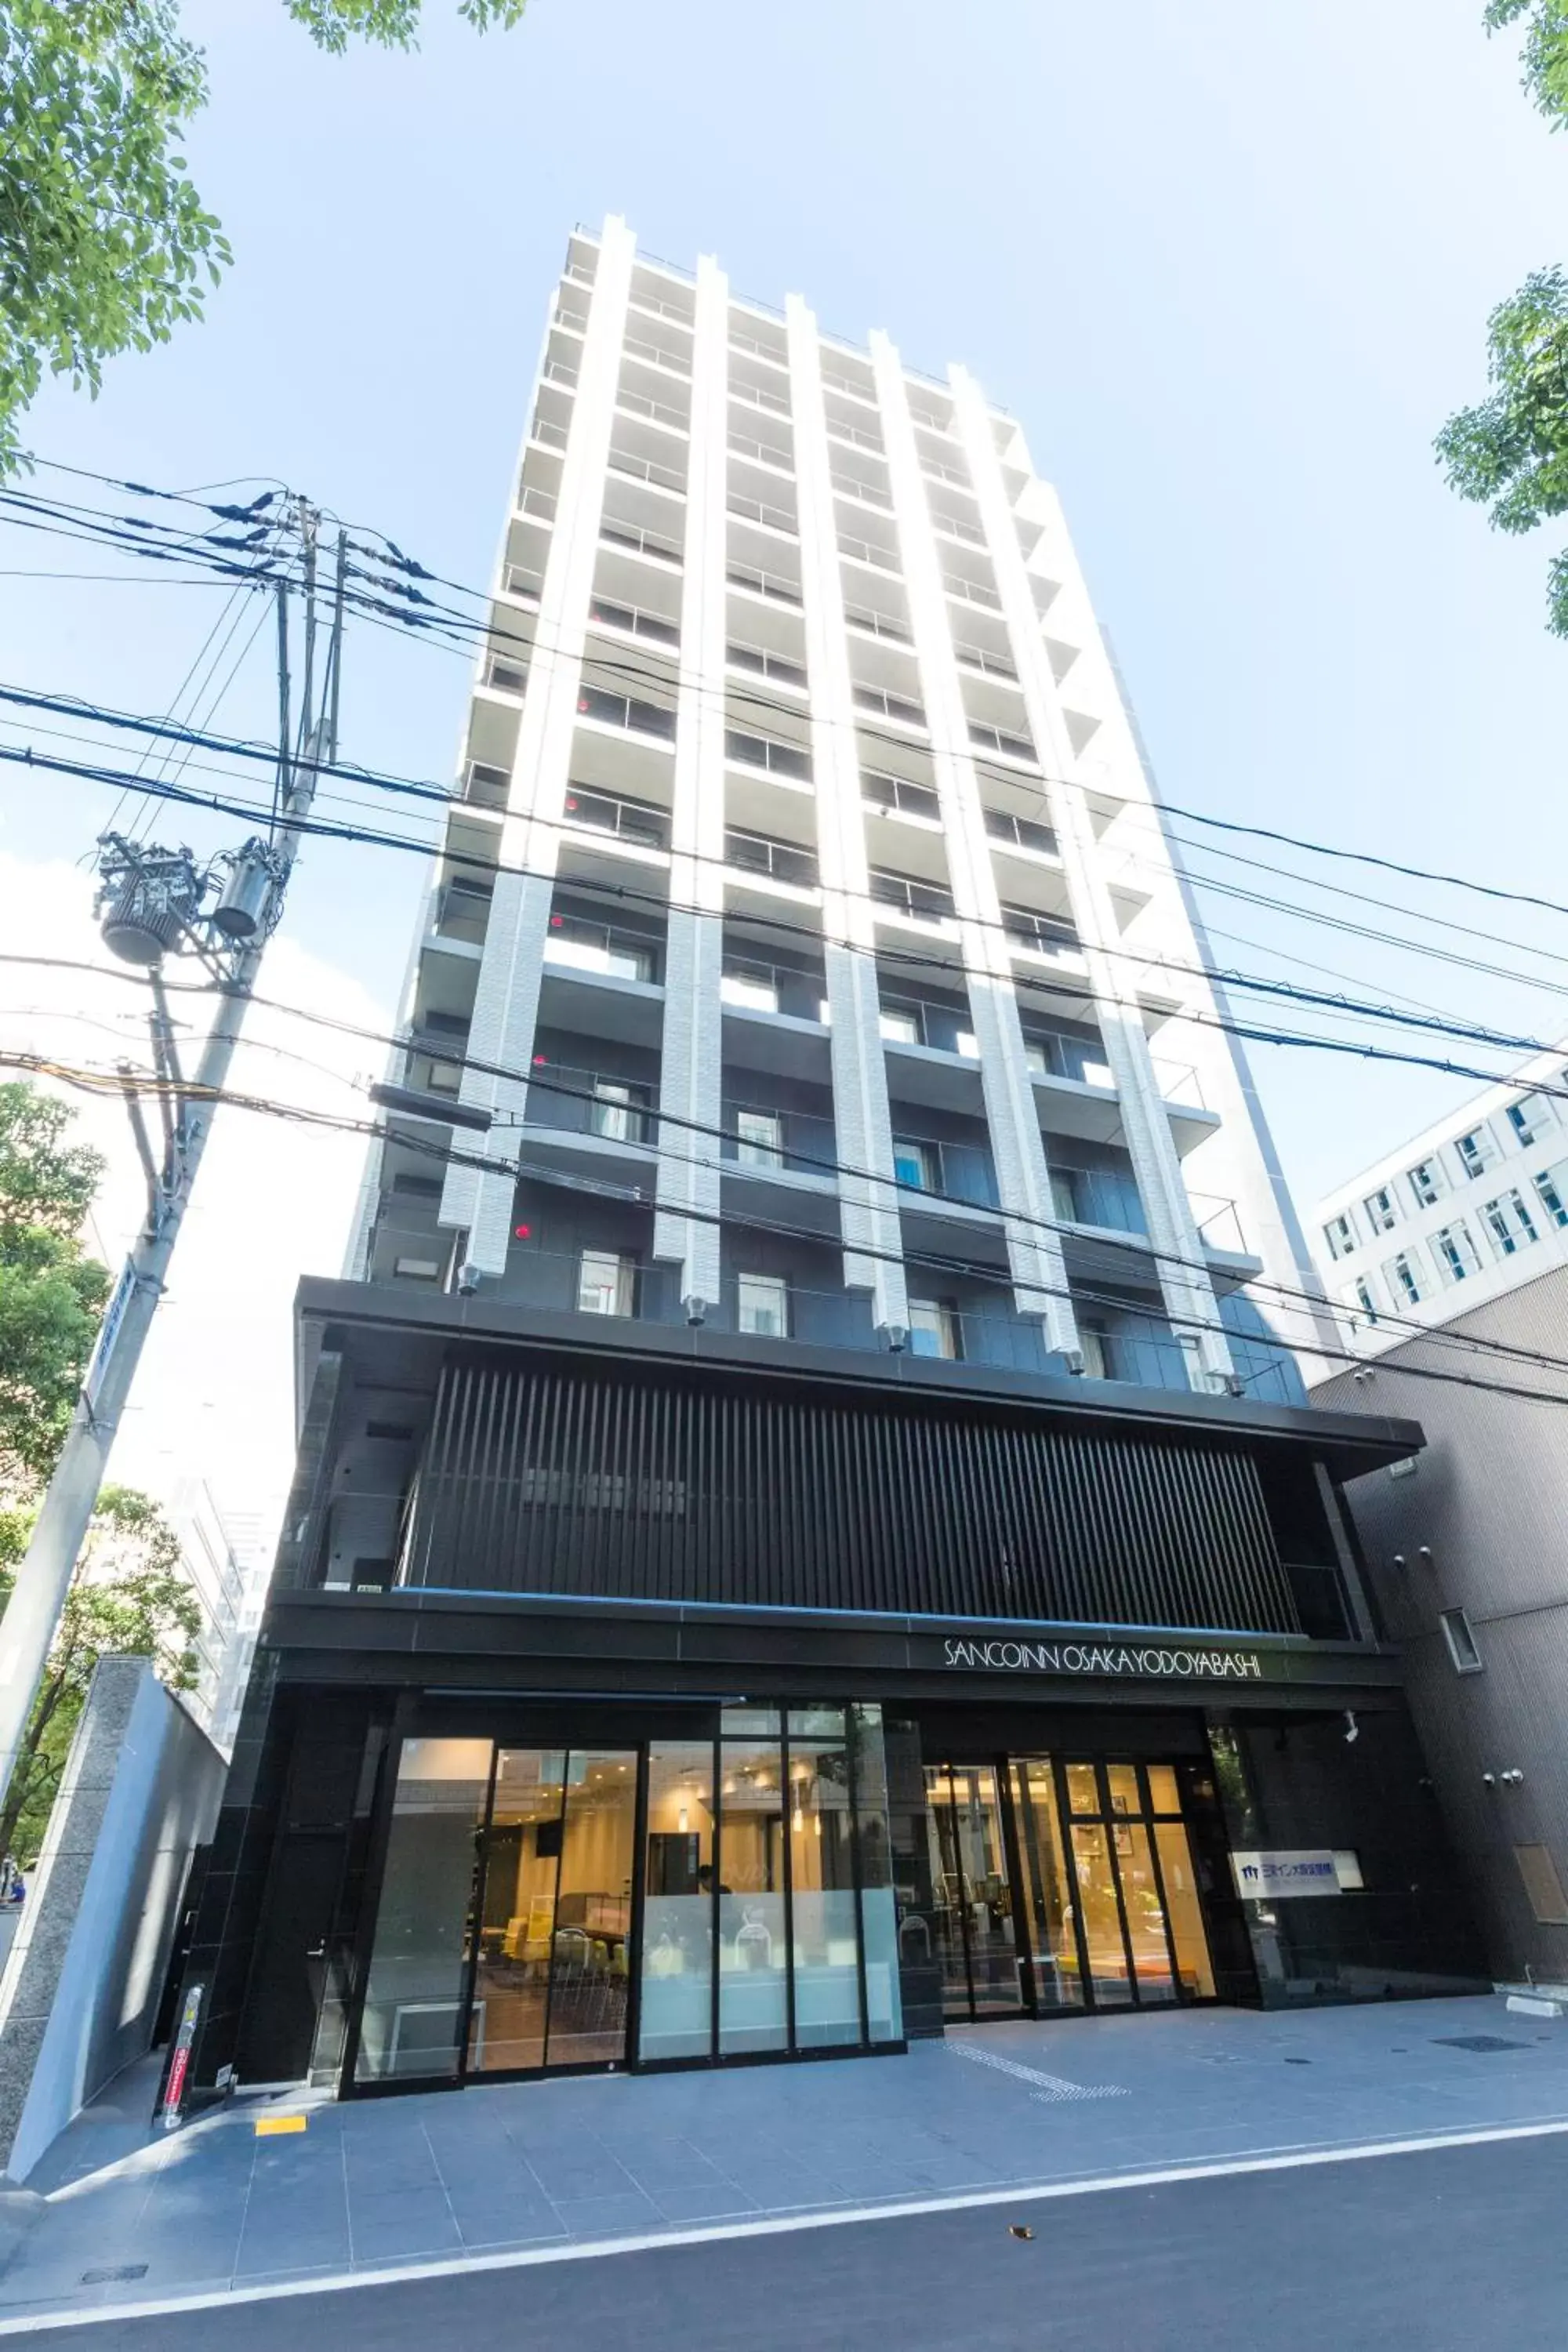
[395,1357,1301,1636]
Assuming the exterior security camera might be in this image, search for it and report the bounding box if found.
[456,1261,480,1296]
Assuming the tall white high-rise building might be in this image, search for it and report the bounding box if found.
[350,216,1327,1399]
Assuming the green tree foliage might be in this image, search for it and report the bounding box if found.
[0,0,528,472]
[1485,0,1568,125]
[0,1082,110,1488]
[1435,270,1568,635]
[1437,11,1568,632]
[0,1486,201,1867]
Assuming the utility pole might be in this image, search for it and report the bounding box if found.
[0,504,346,1828]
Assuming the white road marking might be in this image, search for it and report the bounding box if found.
[5,2112,1568,2336]
[946,2041,1128,2101]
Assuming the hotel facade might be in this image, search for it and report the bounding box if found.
[176,220,1483,2104]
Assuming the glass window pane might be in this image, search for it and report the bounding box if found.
[850,1705,902,2044]
[922,1766,972,2014]
[789,1733,860,2047]
[1105,1764,1142,1818]
[1154,1822,1216,1998]
[949,1766,1018,2013]
[354,1737,492,2084]
[468,1746,565,2074]
[738,1273,788,1337]
[1065,1762,1101,1817]
[1116,1818,1177,2005]
[720,1705,780,1737]
[1145,1764,1181,1815]
[546,1750,636,2068]
[641,1742,716,2062]
[1010,1759,1084,2010]
[718,1737,789,2053]
[1069,1821,1131,2003]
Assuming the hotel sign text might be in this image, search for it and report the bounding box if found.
[940,1638,1265,1682]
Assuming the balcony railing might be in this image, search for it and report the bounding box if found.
[727,561,802,606]
[623,332,691,376]
[728,490,797,535]
[576,684,677,741]
[840,532,899,573]
[543,358,579,390]
[934,510,986,547]
[503,561,544,602]
[826,417,884,455]
[1048,1163,1147,1235]
[618,387,687,431]
[518,485,557,523]
[724,727,811,780]
[854,684,926,728]
[600,518,684,565]
[544,914,661,984]
[843,600,911,644]
[561,784,670,851]
[524,1058,657,1145]
[822,368,876,405]
[944,575,1001,612]
[1003,904,1080,956]
[724,827,819,888]
[831,470,892,510]
[862,770,941,822]
[608,448,686,495]
[463,759,510,808]
[730,328,787,366]
[727,640,808,689]
[891,1133,999,1209]
[954,640,1018,681]
[869,867,956,924]
[720,1097,837,1177]
[970,720,1036,764]
[720,957,827,1022]
[434,880,492,945]
[531,415,569,452]
[1191,1193,1249,1257]
[630,289,693,327]
[731,379,791,418]
[728,430,793,473]
[588,594,680,648]
[482,655,526,695]
[985,808,1058,856]
[921,456,970,488]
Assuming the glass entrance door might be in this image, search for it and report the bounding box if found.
[919,1751,1218,2024]
[469,1747,637,2074]
[923,1762,1024,2019]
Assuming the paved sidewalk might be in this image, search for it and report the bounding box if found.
[2,1995,1565,2330]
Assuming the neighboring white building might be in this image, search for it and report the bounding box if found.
[1308,1040,1568,1359]
[346,215,1331,1403]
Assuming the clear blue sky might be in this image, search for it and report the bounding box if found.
[3,0,1565,1208]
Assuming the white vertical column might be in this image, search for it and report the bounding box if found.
[951,370,1234,1390]
[786,299,909,1338]
[870,336,1077,1359]
[653,256,729,1316]
[439,217,638,1272]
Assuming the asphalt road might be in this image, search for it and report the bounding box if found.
[17,2132,1568,2352]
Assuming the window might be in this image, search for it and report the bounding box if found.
[1406,1157,1444,1207]
[737,1272,789,1338]
[578,1250,634,1316]
[892,1137,938,1192]
[1348,1278,1377,1320]
[1323,1212,1356,1262]
[720,963,778,1013]
[1361,1187,1398,1235]
[1481,1189,1538,1258]
[1384,1251,1422,1306]
[1507,1095,1553,1149]
[878,1000,923,1046]
[1076,1321,1110,1379]
[590,1079,650,1145]
[1535,1165,1568,1228]
[735,1109,784,1168]
[1432,1221,1480,1284]
[1455,1127,1497,1181]
[1439,1606,1483,1675]
[955,1030,982,1060]
[393,1256,441,1281]
[908,1298,960,1359]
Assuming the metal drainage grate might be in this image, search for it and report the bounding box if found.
[1432,2034,1530,2054]
[81,2265,147,2285]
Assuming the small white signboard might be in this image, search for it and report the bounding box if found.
[1231,1849,1362,1900]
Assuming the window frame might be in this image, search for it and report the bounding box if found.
[907,1297,960,1360]
[577,1248,636,1318]
[736,1270,789,1338]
